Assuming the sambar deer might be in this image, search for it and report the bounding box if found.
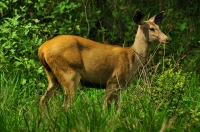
[38,10,170,108]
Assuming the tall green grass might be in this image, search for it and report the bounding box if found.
[0,68,200,132]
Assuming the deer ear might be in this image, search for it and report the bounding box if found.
[149,11,164,26]
[133,9,144,25]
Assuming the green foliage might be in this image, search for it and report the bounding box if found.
[151,67,187,118]
[0,11,44,89]
[153,68,186,101]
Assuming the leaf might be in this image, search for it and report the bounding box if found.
[178,22,187,31]
[21,78,27,85]
[37,66,44,74]
[32,19,40,23]
[0,2,8,9]
[14,61,23,67]
[12,0,18,2]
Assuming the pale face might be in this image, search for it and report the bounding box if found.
[140,21,170,44]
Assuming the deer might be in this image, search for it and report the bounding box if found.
[38,10,170,108]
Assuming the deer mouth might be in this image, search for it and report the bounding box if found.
[162,38,171,44]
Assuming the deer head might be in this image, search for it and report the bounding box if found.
[133,10,170,45]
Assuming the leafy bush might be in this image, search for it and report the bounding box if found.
[152,67,187,116]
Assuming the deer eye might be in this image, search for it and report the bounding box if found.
[149,27,155,31]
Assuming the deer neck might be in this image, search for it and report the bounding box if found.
[131,27,149,62]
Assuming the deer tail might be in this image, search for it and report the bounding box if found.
[38,49,51,72]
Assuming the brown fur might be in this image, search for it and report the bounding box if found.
[38,10,170,108]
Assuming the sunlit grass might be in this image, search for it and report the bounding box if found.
[0,70,200,131]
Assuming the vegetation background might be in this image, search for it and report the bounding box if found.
[0,0,200,131]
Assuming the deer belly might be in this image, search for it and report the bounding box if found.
[79,71,109,88]
[80,79,106,89]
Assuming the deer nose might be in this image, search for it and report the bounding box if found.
[166,38,171,44]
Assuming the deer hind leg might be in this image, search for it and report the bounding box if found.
[55,69,81,108]
[40,69,60,106]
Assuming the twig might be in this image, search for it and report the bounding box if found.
[82,0,90,37]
